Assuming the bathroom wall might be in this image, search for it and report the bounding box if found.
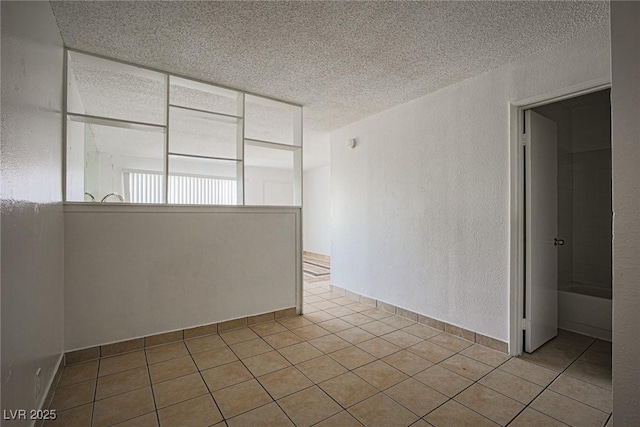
[570,103,612,290]
[1,1,65,422]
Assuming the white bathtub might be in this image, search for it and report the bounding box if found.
[558,283,612,341]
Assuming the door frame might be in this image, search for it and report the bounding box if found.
[508,78,610,356]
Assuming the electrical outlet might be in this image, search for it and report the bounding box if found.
[35,368,41,401]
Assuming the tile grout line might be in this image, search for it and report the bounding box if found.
[210,329,295,422]
[321,306,510,426]
[257,325,356,424]
[220,334,301,425]
[308,284,609,425]
[422,353,503,425]
[303,326,445,423]
[307,287,612,425]
[269,318,397,424]
[503,337,605,425]
[91,357,100,426]
[185,338,228,424]
[540,339,612,414]
[305,301,511,426]
[141,349,162,427]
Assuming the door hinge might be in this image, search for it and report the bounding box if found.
[521,134,528,146]
[520,318,528,331]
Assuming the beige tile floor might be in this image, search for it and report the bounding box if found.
[303,255,331,284]
[47,279,612,427]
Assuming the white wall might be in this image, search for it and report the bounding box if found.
[303,129,331,170]
[302,129,331,256]
[65,69,88,202]
[331,26,611,343]
[64,205,301,350]
[1,1,64,421]
[303,165,331,256]
[245,166,294,206]
[611,1,640,423]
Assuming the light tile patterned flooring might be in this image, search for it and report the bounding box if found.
[303,256,331,283]
[47,279,612,427]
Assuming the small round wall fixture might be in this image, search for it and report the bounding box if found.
[347,138,357,149]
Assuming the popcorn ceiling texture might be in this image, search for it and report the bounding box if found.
[69,51,298,164]
[68,52,166,125]
[50,1,609,132]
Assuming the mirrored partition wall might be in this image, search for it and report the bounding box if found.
[65,50,302,206]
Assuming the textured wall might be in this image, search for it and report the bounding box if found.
[1,1,64,421]
[611,1,640,423]
[64,205,300,350]
[330,26,611,342]
[304,165,331,256]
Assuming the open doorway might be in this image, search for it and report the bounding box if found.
[523,88,612,354]
[508,88,613,403]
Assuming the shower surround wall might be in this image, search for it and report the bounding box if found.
[570,103,612,292]
[542,93,612,294]
[556,99,612,292]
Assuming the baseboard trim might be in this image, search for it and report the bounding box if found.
[64,307,297,365]
[329,284,508,353]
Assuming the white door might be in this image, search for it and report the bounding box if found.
[525,110,558,353]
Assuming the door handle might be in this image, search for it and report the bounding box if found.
[554,238,565,246]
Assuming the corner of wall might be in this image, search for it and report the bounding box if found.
[1,0,65,419]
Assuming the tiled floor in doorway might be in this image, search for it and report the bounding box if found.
[47,279,612,427]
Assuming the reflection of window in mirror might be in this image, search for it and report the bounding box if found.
[167,156,238,205]
[66,116,165,203]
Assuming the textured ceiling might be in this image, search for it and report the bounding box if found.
[51,1,609,132]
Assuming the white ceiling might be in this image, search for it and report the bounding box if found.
[50,1,609,133]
